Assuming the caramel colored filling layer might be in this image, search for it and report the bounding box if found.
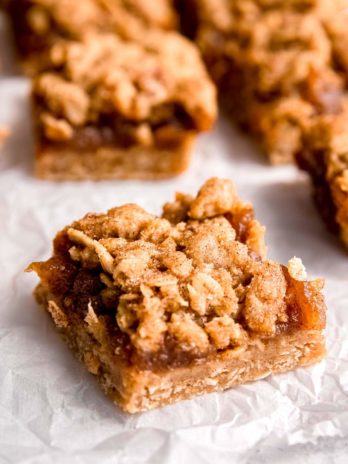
[30,227,325,372]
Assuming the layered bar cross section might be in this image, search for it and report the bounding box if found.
[31,31,217,180]
[28,178,326,413]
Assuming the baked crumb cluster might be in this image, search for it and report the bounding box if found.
[192,0,348,163]
[32,32,216,144]
[24,0,176,36]
[8,0,176,55]
[7,0,178,76]
[30,179,325,361]
[65,178,270,353]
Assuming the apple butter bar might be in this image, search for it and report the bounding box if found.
[31,31,216,180]
[297,102,348,249]
[182,0,348,164]
[7,0,177,75]
[28,178,326,413]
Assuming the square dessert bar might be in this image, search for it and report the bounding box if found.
[31,32,217,180]
[28,178,326,413]
[7,0,177,75]
[297,104,348,249]
[183,0,348,164]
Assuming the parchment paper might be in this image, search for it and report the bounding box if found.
[1,15,348,464]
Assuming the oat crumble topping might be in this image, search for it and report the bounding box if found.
[190,0,348,163]
[10,0,177,42]
[29,179,326,365]
[32,32,216,143]
[287,257,308,281]
[62,178,268,353]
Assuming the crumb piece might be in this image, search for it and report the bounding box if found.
[162,192,194,224]
[34,73,89,125]
[40,112,73,140]
[205,316,247,350]
[288,257,308,281]
[47,300,69,328]
[189,177,236,219]
[84,301,105,342]
[244,261,287,335]
[168,312,210,352]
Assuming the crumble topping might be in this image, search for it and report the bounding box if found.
[287,257,308,281]
[10,0,176,41]
[29,178,326,362]
[32,32,216,142]
[244,261,287,335]
[189,177,237,219]
[195,0,338,90]
[191,0,348,163]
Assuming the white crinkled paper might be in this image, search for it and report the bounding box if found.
[1,16,348,464]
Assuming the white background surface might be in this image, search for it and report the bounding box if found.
[1,12,348,464]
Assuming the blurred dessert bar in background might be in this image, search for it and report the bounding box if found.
[31,32,216,180]
[183,0,348,164]
[6,0,177,75]
[298,102,348,249]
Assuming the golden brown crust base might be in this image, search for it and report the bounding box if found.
[36,285,326,413]
[35,134,196,181]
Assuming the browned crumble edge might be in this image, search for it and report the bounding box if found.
[6,0,178,75]
[29,29,216,181]
[182,0,348,164]
[27,178,326,413]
